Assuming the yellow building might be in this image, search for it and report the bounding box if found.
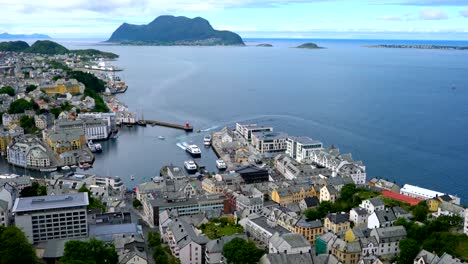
[235,148,250,164]
[44,128,86,155]
[40,79,85,95]
[201,178,223,194]
[427,198,440,212]
[271,184,317,205]
[324,213,351,234]
[294,219,324,244]
[0,133,11,156]
[332,238,361,264]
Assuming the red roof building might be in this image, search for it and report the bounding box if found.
[381,190,422,206]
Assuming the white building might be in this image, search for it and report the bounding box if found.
[285,136,323,163]
[349,207,369,227]
[360,197,385,214]
[239,214,290,245]
[370,226,406,257]
[367,209,397,229]
[7,136,50,168]
[95,176,125,192]
[269,232,311,254]
[235,123,273,141]
[82,118,109,140]
[12,192,89,243]
[464,210,468,235]
[78,112,117,132]
[400,184,460,205]
[251,131,288,154]
[116,111,136,125]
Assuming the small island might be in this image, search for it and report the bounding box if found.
[107,15,244,46]
[256,43,273,47]
[0,32,51,39]
[367,44,468,50]
[296,42,324,49]
[0,40,118,59]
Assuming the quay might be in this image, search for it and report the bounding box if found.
[137,120,193,132]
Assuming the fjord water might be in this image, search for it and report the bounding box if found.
[3,39,467,202]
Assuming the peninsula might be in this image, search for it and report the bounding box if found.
[296,42,323,49]
[368,44,468,50]
[0,40,118,58]
[107,15,244,46]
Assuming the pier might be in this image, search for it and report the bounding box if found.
[137,120,193,132]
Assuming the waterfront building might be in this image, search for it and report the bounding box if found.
[235,123,273,141]
[269,232,311,254]
[400,184,460,205]
[12,192,89,243]
[0,132,11,156]
[251,131,288,154]
[95,176,125,192]
[465,210,468,235]
[286,136,323,163]
[433,201,465,218]
[309,149,367,185]
[166,165,187,180]
[324,212,351,234]
[294,218,324,245]
[205,234,248,264]
[368,178,400,193]
[331,238,362,264]
[40,79,84,95]
[7,135,51,168]
[116,111,136,124]
[370,226,407,257]
[81,117,109,140]
[78,112,117,132]
[44,128,86,155]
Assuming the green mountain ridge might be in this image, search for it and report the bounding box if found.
[0,40,118,58]
[107,15,244,46]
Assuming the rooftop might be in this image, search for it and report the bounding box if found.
[12,192,89,213]
[381,190,422,206]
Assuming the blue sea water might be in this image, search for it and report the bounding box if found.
[1,38,467,202]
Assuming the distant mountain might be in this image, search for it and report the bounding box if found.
[0,32,51,40]
[0,40,118,58]
[108,15,244,46]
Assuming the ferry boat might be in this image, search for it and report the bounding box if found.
[216,159,227,170]
[203,135,212,146]
[130,175,135,181]
[184,160,198,174]
[185,144,201,157]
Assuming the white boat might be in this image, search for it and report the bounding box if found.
[184,160,198,174]
[203,135,212,146]
[70,165,78,169]
[130,175,135,181]
[185,144,201,157]
[95,143,102,153]
[88,140,97,153]
[158,136,165,140]
[61,166,71,171]
[216,159,227,170]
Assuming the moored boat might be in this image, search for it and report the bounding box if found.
[185,144,201,157]
[216,159,227,170]
[203,135,212,146]
[184,160,198,174]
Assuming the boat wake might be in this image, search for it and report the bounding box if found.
[199,126,219,132]
[176,142,188,150]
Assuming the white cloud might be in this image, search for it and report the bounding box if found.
[419,8,448,20]
[377,15,403,21]
[460,8,468,17]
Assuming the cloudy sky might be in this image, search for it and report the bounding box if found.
[1,0,468,39]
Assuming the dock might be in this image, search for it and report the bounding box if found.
[137,120,193,132]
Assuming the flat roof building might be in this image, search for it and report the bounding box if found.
[12,193,89,243]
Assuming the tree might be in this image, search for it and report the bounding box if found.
[26,85,37,93]
[411,202,429,222]
[8,98,34,114]
[0,86,15,96]
[340,184,357,201]
[20,115,37,134]
[398,238,420,264]
[61,238,118,264]
[222,238,264,264]
[132,199,142,208]
[0,226,38,264]
[20,182,47,197]
[79,186,105,211]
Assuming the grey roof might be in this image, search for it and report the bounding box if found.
[326,212,350,224]
[288,136,322,146]
[371,226,407,242]
[12,192,89,213]
[296,219,323,229]
[324,185,338,195]
[251,216,290,235]
[332,238,361,253]
[392,206,410,216]
[312,254,340,264]
[42,238,86,258]
[252,131,288,141]
[270,233,310,250]
[168,218,210,249]
[303,197,320,208]
[438,201,464,215]
[350,227,371,239]
[368,197,384,207]
[89,223,139,242]
[375,209,396,223]
[437,253,462,264]
[260,252,313,264]
[206,234,247,253]
[317,232,338,244]
[0,200,9,211]
[352,207,369,216]
[415,250,440,264]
